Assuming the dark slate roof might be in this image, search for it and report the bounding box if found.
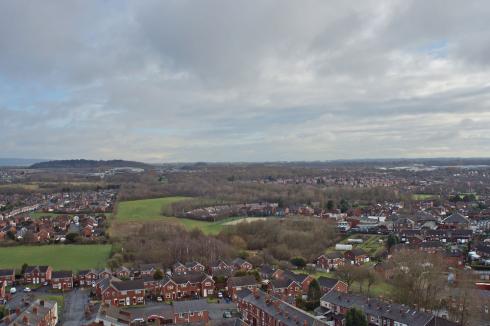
[348,248,368,256]
[228,275,259,287]
[185,261,203,268]
[321,290,434,326]
[442,213,469,224]
[112,279,145,291]
[0,269,15,276]
[52,270,73,278]
[173,299,209,313]
[271,278,296,289]
[25,265,50,273]
[259,264,275,275]
[322,252,344,259]
[283,270,309,283]
[232,258,248,266]
[172,272,211,284]
[317,276,340,288]
[239,289,325,326]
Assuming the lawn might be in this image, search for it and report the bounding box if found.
[37,294,64,313]
[412,193,438,200]
[115,197,243,235]
[0,245,111,271]
[116,196,190,222]
[29,211,72,219]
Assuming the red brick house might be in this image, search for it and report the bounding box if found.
[269,278,302,299]
[101,279,146,307]
[317,276,348,294]
[231,258,253,271]
[227,275,260,300]
[24,265,52,285]
[209,259,233,275]
[172,272,215,299]
[172,262,188,275]
[344,248,369,265]
[78,269,99,287]
[236,289,321,326]
[98,268,112,280]
[282,271,314,295]
[114,266,131,279]
[185,261,206,273]
[160,277,179,301]
[316,252,345,271]
[173,299,210,324]
[51,271,73,290]
[0,269,15,286]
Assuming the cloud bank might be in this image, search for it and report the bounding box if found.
[1,0,490,162]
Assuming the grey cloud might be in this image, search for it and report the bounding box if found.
[1,0,490,161]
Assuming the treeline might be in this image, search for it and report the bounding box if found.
[217,218,340,265]
[108,222,236,268]
[119,175,400,208]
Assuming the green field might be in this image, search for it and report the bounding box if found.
[116,196,190,222]
[412,193,438,200]
[116,197,243,235]
[0,245,111,271]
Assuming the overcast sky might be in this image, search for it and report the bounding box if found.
[1,0,490,162]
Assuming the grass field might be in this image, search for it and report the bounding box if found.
[29,211,72,219]
[412,193,438,200]
[116,196,190,222]
[116,197,246,235]
[0,245,111,271]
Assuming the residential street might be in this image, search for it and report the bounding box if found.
[62,288,91,326]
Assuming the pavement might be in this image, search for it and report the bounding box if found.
[62,288,91,326]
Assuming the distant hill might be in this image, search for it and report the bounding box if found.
[29,159,150,169]
[0,158,45,167]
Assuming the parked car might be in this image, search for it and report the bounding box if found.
[23,287,31,293]
[157,296,163,302]
[223,311,232,318]
[10,287,17,294]
[218,292,223,298]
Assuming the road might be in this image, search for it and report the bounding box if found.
[62,288,90,326]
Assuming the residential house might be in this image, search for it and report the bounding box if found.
[442,212,470,229]
[51,271,73,290]
[5,299,58,326]
[0,269,15,286]
[172,272,215,299]
[269,278,302,300]
[320,290,455,326]
[101,279,145,307]
[78,269,99,287]
[227,275,260,300]
[316,252,345,271]
[316,277,348,295]
[24,266,52,285]
[231,258,253,271]
[344,248,369,265]
[259,264,275,281]
[236,289,326,326]
[173,299,210,324]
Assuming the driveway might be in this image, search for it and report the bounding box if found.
[62,288,91,326]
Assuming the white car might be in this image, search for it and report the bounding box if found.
[23,287,31,293]
[157,296,163,302]
[10,287,17,294]
[217,292,223,298]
